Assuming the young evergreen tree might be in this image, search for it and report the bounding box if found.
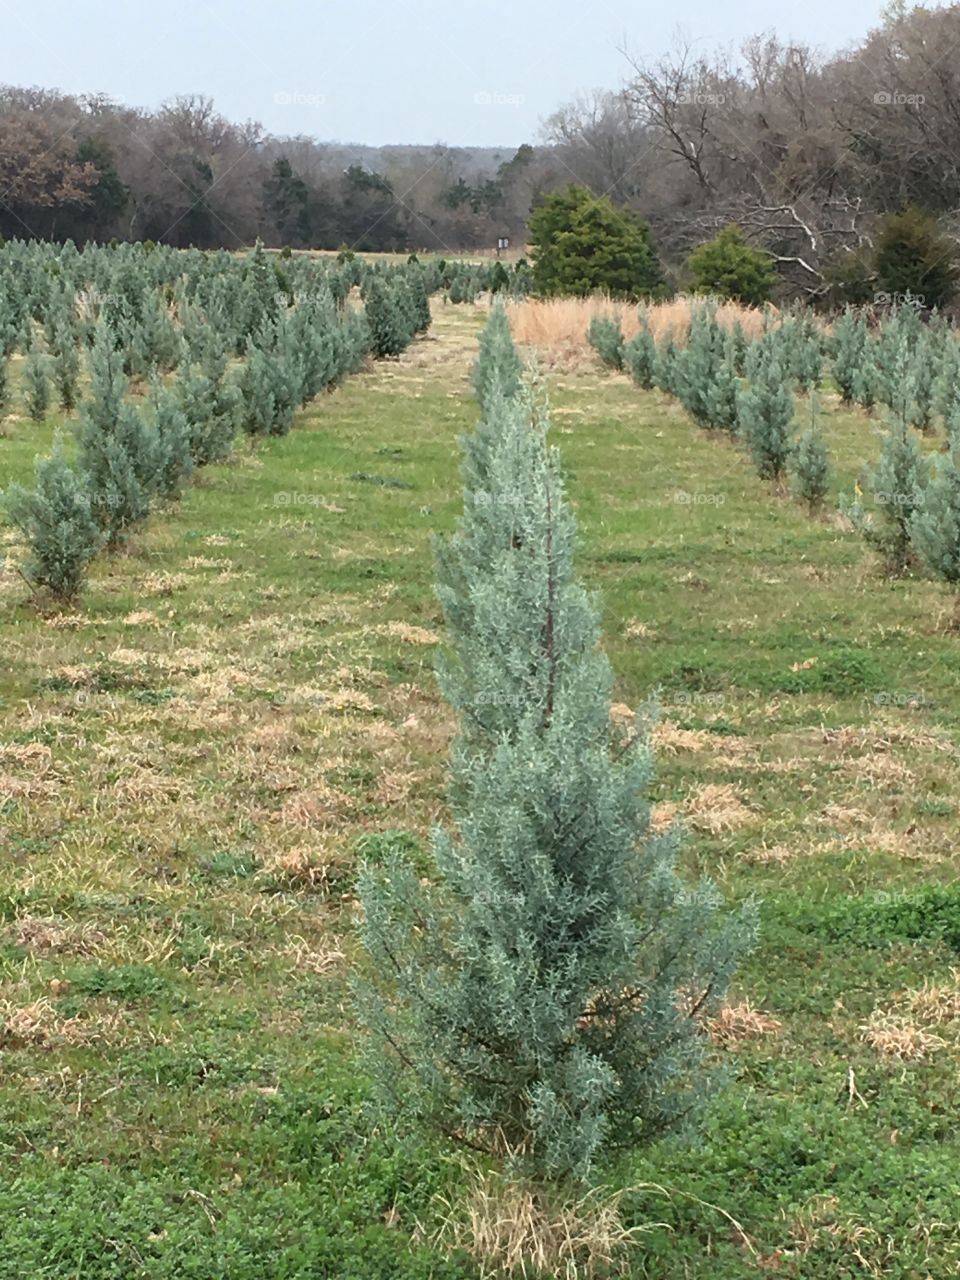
[240,239,281,340]
[50,328,81,412]
[831,308,866,404]
[140,298,182,373]
[654,336,679,395]
[623,322,657,390]
[728,320,748,376]
[789,396,832,511]
[364,276,410,358]
[789,317,824,394]
[674,307,721,426]
[177,333,240,466]
[473,301,522,411]
[842,418,927,574]
[936,336,960,430]
[3,439,104,600]
[703,336,740,432]
[85,316,129,429]
[22,343,52,421]
[737,354,795,482]
[238,339,277,437]
[75,321,155,547]
[909,338,938,434]
[586,314,625,370]
[853,343,883,413]
[357,317,753,1183]
[149,383,193,499]
[409,269,432,334]
[909,449,960,618]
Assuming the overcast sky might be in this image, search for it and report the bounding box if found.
[4,0,886,147]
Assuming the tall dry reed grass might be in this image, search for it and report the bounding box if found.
[505,295,772,362]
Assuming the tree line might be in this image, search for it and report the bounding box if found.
[0,87,555,252]
[545,3,960,299]
[5,2,960,296]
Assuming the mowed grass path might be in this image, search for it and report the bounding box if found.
[1,305,960,1276]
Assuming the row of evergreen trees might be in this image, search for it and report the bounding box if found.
[0,242,532,428]
[1,241,438,601]
[357,304,753,1182]
[589,302,960,610]
[589,305,833,509]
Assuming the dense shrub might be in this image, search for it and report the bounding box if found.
[686,225,777,305]
[529,185,665,300]
[874,205,957,311]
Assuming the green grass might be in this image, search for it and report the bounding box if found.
[2,311,960,1276]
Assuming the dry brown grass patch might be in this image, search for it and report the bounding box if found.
[0,742,57,801]
[901,972,960,1024]
[839,752,916,787]
[0,742,53,773]
[737,842,807,866]
[649,801,679,834]
[623,619,657,641]
[685,783,756,835]
[274,785,354,828]
[785,1196,884,1273]
[0,997,131,1049]
[506,295,770,364]
[286,684,377,714]
[246,721,303,756]
[8,915,106,956]
[257,844,351,892]
[423,1167,653,1279]
[653,723,711,753]
[43,613,87,629]
[710,1000,782,1047]
[372,621,441,646]
[281,935,346,974]
[142,570,191,595]
[860,1012,947,1060]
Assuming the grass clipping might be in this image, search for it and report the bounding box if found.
[420,1165,657,1279]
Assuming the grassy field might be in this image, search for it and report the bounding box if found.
[2,303,960,1277]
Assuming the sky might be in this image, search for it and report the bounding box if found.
[3,0,887,147]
